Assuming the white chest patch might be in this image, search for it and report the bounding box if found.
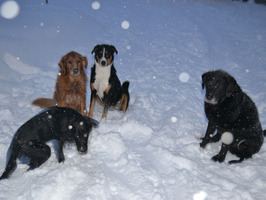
[93,62,111,99]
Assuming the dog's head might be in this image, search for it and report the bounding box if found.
[72,117,99,154]
[91,44,118,67]
[58,51,88,77]
[202,70,237,105]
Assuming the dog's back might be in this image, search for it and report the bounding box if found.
[0,107,98,180]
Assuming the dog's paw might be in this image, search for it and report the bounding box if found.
[100,117,107,123]
[199,139,208,148]
[58,156,65,163]
[228,158,244,164]
[211,154,225,163]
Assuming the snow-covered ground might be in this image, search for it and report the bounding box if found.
[0,0,266,199]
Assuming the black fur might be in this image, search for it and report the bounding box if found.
[0,107,98,180]
[89,44,130,119]
[200,70,265,163]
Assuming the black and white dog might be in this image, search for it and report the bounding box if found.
[89,44,130,120]
[200,70,266,163]
[0,107,98,180]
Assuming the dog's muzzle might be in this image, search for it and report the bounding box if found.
[100,58,107,66]
[71,65,80,76]
[204,97,218,105]
[78,146,87,154]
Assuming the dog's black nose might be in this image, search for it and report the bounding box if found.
[101,60,106,66]
[78,147,87,154]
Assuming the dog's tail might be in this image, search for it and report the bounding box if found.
[121,81,130,112]
[32,98,57,108]
[122,81,130,92]
[264,130,266,136]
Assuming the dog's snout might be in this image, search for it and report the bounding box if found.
[78,146,87,154]
[101,60,106,66]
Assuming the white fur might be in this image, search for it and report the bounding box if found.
[100,47,107,65]
[221,132,234,145]
[204,97,218,105]
[93,61,111,99]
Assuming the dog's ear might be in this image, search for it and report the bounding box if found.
[91,45,100,54]
[110,45,118,54]
[58,55,67,75]
[82,56,88,69]
[226,77,236,97]
[201,72,210,89]
[85,117,99,127]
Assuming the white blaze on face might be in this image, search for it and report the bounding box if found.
[100,48,107,66]
[221,132,234,145]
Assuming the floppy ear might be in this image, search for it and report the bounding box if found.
[226,78,236,97]
[85,117,99,127]
[91,45,100,54]
[82,56,88,69]
[201,72,210,89]
[110,45,118,54]
[58,55,67,75]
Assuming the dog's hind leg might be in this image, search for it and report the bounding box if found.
[228,158,245,164]
[0,150,19,180]
[212,144,229,163]
[22,141,51,170]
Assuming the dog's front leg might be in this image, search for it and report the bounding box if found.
[200,122,216,148]
[80,94,86,116]
[101,85,112,119]
[212,144,229,163]
[57,141,65,163]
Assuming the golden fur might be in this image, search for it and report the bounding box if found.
[32,51,88,115]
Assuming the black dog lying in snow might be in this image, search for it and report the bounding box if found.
[200,70,266,163]
[0,107,98,180]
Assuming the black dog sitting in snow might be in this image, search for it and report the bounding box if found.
[0,107,98,180]
[200,70,266,163]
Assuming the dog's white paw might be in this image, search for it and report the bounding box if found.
[100,117,107,123]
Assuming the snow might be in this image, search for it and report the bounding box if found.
[179,72,190,83]
[221,132,234,145]
[0,0,266,199]
[121,20,130,30]
[0,0,20,19]
[91,1,101,10]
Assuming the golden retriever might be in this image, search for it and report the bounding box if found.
[32,51,88,115]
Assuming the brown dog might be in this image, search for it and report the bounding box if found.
[32,51,88,115]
